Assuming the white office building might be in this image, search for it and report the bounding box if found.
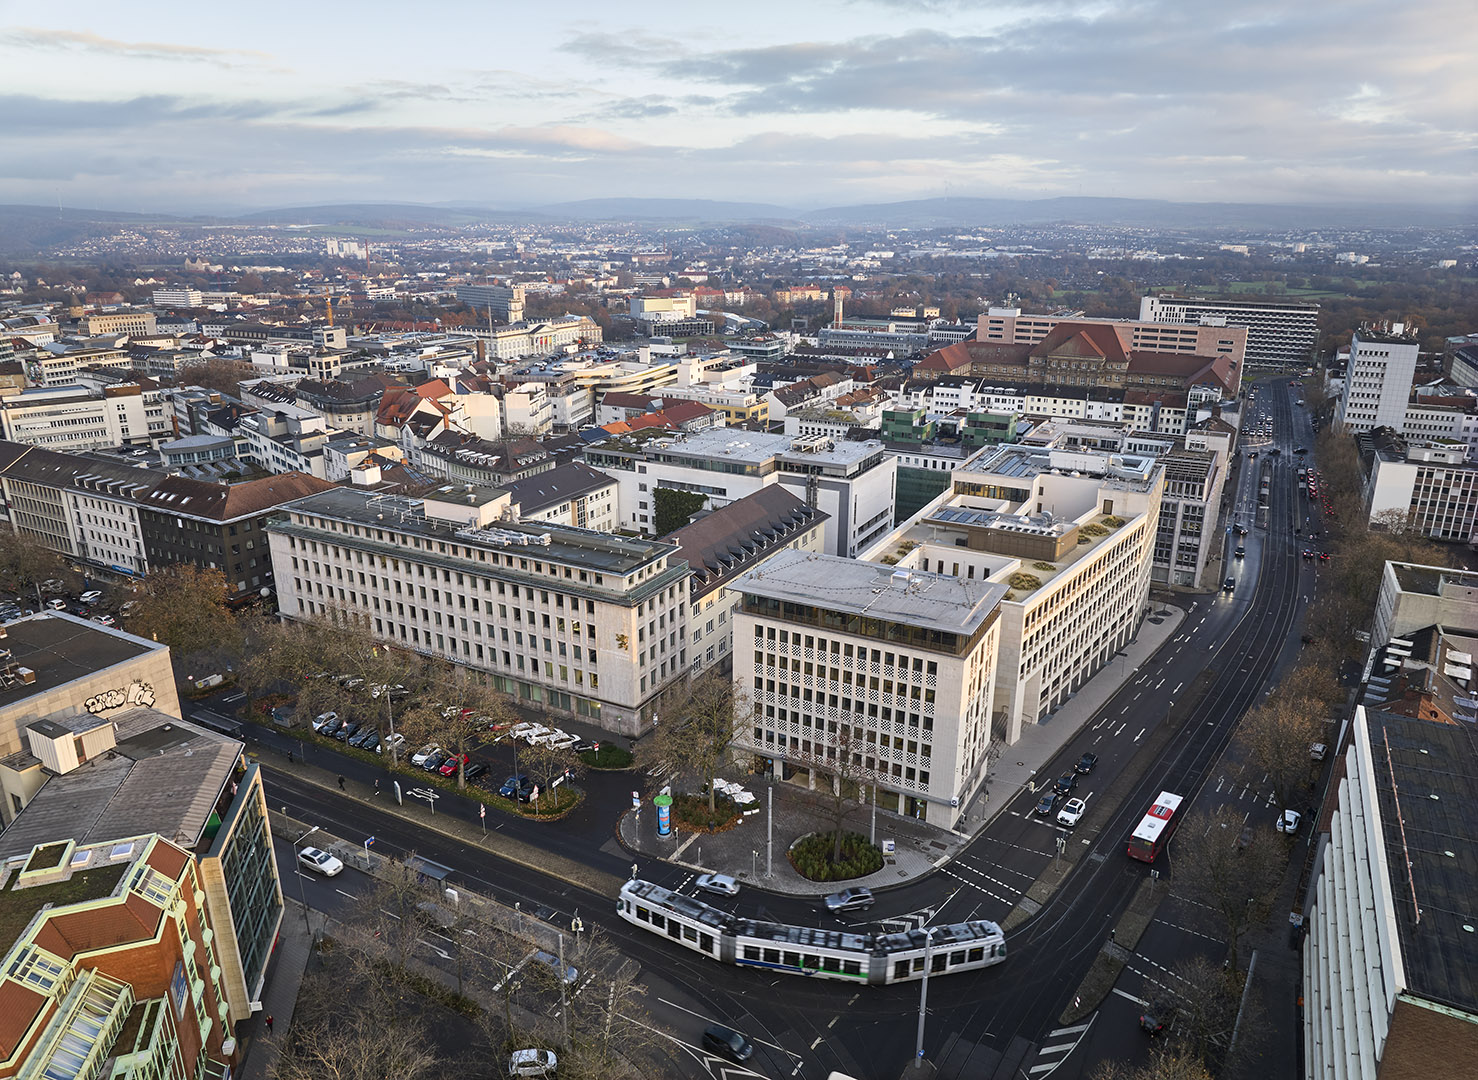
[732,550,1007,829]
[863,443,1163,743]
[1139,294,1317,367]
[265,485,692,735]
[1336,327,1422,436]
[0,385,168,451]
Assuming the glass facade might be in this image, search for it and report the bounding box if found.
[212,771,281,997]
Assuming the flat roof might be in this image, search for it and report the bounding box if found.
[1363,708,1478,1011]
[735,549,1005,636]
[0,614,163,715]
[0,708,241,860]
[276,486,680,578]
[1389,562,1478,598]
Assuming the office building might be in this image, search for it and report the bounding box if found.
[0,384,170,451]
[664,487,828,676]
[731,550,1007,829]
[863,442,1162,743]
[265,485,692,734]
[1369,562,1478,654]
[455,281,526,323]
[1336,326,1422,436]
[151,287,205,307]
[501,461,620,533]
[1139,294,1317,368]
[583,428,897,559]
[1362,435,1478,542]
[1302,704,1478,1079]
[79,310,158,337]
[0,442,333,591]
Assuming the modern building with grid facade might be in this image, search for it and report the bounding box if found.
[1363,437,1478,542]
[861,442,1163,744]
[1139,294,1318,368]
[731,550,1007,829]
[1336,327,1422,436]
[265,484,692,734]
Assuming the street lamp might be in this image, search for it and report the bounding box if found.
[293,826,319,934]
[913,926,936,1070]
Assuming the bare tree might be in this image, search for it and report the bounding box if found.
[634,670,750,813]
[516,740,582,816]
[785,723,872,863]
[0,528,76,601]
[128,563,239,661]
[1237,697,1323,812]
[1090,1050,1215,1080]
[394,668,519,788]
[1173,807,1284,969]
[1147,955,1242,1070]
[270,988,442,1080]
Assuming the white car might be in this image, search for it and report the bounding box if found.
[508,1049,557,1077]
[379,732,407,755]
[298,846,343,876]
[1276,809,1302,835]
[1056,797,1088,827]
[696,873,740,897]
[411,743,442,767]
[311,711,338,732]
[79,590,103,604]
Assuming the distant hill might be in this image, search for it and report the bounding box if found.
[235,203,538,227]
[530,197,800,223]
[800,196,1475,230]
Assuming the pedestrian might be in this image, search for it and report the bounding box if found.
[265,1014,274,1034]
[286,750,293,764]
[337,775,346,791]
[373,778,380,796]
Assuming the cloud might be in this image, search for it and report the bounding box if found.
[4,27,278,68]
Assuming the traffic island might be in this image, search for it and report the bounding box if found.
[1056,876,1169,1026]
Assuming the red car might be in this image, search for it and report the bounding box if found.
[438,753,470,777]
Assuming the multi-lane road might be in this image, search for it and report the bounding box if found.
[256,377,1320,1080]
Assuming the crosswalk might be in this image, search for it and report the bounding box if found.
[1024,1019,1094,1076]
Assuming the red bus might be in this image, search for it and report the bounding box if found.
[1127,791,1184,863]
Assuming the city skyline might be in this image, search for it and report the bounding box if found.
[1,0,1473,214]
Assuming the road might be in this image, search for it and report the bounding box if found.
[249,377,1316,1080]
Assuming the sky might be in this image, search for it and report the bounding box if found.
[0,0,1473,214]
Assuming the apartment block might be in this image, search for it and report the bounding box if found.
[1139,294,1317,367]
[265,485,693,734]
[1336,327,1422,435]
[151,286,204,307]
[455,281,526,323]
[21,346,134,388]
[732,550,1007,829]
[664,487,828,676]
[863,442,1162,743]
[1362,436,1478,541]
[80,310,158,337]
[1302,704,1478,1079]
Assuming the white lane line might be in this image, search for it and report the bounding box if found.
[335,888,357,899]
[1048,1023,1091,1036]
[1040,1042,1077,1054]
[1112,987,1151,1007]
[1029,1064,1058,1074]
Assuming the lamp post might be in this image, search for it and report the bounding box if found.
[913,926,936,1070]
[293,826,319,934]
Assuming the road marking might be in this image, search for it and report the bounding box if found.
[1173,682,1183,694]
[1111,987,1151,1007]
[810,1037,822,1050]
[1134,728,1145,741]
[1029,1064,1058,1074]
[827,1015,839,1029]
[1048,1023,1091,1036]
[1040,1042,1076,1054]
[335,888,357,899]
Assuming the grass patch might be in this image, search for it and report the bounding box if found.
[788,831,884,882]
[0,863,129,946]
[580,745,634,769]
[23,843,68,874]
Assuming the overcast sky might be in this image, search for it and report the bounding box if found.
[1,0,1472,213]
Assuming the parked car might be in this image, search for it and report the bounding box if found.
[411,743,442,767]
[298,847,343,877]
[79,590,103,604]
[572,739,598,754]
[695,873,740,897]
[1310,743,1328,762]
[319,716,346,738]
[335,720,362,742]
[1276,809,1302,835]
[530,950,578,985]
[1053,773,1078,795]
[41,579,64,593]
[499,774,532,799]
[463,762,489,782]
[823,887,874,913]
[91,614,116,627]
[1075,752,1098,774]
[421,750,450,773]
[507,1049,557,1078]
[439,753,470,777]
[311,711,338,732]
[702,1024,754,1063]
[349,727,378,748]
[379,733,406,755]
[46,598,67,611]
[119,600,140,617]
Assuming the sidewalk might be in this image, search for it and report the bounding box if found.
[618,600,1188,896]
[237,900,325,1080]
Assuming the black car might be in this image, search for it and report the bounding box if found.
[702,1024,754,1063]
[1053,773,1078,795]
[1234,546,1245,558]
[1140,1013,1166,1036]
[335,720,362,742]
[1075,752,1098,774]
[1294,446,1307,454]
[319,716,345,738]
[1035,791,1061,816]
[1234,524,1248,536]
[464,762,489,782]
[1223,577,1235,592]
[421,749,450,772]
